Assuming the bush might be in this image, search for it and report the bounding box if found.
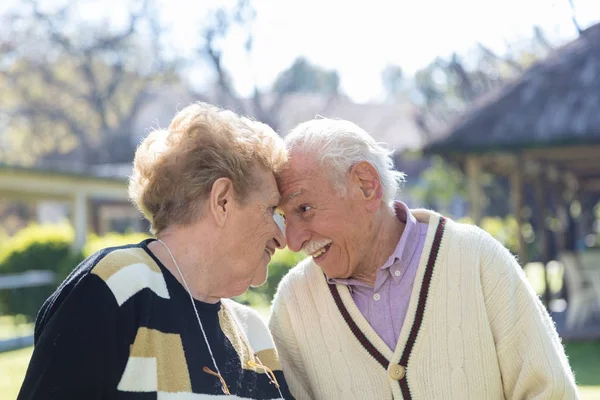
[0,221,300,315]
[236,248,306,307]
[55,231,152,279]
[0,223,74,320]
[82,232,152,258]
[458,215,519,255]
[0,223,74,274]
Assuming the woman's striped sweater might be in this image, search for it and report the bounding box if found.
[18,239,293,400]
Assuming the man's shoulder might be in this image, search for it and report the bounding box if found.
[444,217,501,246]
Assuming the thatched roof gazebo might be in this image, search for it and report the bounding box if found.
[424,23,600,270]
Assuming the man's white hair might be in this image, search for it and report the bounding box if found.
[284,118,405,205]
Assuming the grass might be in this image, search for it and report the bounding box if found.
[564,341,600,386]
[0,346,31,400]
[1,341,598,399]
[0,263,598,399]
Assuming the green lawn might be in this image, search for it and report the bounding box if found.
[0,264,597,399]
[0,346,31,400]
[1,342,599,399]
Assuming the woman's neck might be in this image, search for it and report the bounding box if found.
[150,228,221,304]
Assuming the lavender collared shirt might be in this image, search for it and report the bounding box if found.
[328,201,428,350]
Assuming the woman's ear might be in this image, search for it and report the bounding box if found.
[209,177,234,227]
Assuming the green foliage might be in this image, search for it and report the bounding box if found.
[0,224,150,320]
[458,215,519,255]
[0,223,74,320]
[410,156,467,213]
[82,232,152,258]
[0,221,301,315]
[0,223,74,274]
[56,232,152,278]
[236,248,306,307]
[272,57,339,95]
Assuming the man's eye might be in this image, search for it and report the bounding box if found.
[300,205,312,213]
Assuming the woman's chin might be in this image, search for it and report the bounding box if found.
[250,273,268,288]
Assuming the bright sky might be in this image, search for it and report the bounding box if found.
[162,0,600,102]
[5,0,600,102]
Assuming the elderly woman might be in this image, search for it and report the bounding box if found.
[18,102,293,399]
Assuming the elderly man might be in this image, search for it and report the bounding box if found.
[269,118,578,399]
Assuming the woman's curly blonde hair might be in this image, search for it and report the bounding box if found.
[128,102,287,234]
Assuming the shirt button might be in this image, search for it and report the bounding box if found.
[387,363,406,380]
[373,293,381,301]
[394,270,401,277]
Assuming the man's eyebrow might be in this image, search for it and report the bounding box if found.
[284,190,302,202]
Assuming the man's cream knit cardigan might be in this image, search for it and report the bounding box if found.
[269,210,578,399]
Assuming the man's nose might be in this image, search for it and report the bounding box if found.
[285,218,309,253]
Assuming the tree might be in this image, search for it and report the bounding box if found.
[404,28,558,217]
[197,0,340,131]
[410,27,555,137]
[272,57,339,95]
[381,65,405,102]
[0,0,179,166]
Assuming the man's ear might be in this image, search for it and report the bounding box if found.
[350,161,383,209]
[209,177,235,227]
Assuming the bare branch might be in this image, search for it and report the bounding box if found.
[203,30,247,113]
[27,0,77,55]
[568,0,583,35]
[0,0,174,164]
[92,0,149,51]
[476,43,523,74]
[533,26,555,51]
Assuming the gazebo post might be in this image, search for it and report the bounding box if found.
[72,190,89,253]
[552,176,570,253]
[510,156,528,264]
[533,165,551,306]
[466,155,483,226]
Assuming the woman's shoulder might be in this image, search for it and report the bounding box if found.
[85,241,170,304]
[222,299,275,348]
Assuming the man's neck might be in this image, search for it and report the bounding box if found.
[150,226,221,304]
[352,206,405,287]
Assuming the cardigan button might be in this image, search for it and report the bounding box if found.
[387,363,406,380]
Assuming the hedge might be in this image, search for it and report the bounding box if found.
[0,223,74,320]
[0,224,305,319]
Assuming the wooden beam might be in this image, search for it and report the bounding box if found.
[510,156,528,264]
[533,170,551,306]
[552,181,570,252]
[466,156,483,226]
[526,145,600,161]
[581,179,600,192]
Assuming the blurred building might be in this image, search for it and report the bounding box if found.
[1,90,429,248]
